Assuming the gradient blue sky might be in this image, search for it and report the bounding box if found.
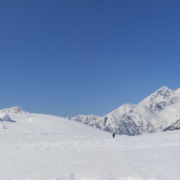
[0,0,180,117]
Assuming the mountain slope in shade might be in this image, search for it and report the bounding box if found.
[93,86,180,135]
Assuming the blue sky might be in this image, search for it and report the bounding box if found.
[0,0,180,117]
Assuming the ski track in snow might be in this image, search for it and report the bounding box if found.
[0,113,180,180]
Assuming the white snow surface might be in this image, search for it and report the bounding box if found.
[0,111,180,180]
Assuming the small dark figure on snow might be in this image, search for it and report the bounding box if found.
[112,132,116,138]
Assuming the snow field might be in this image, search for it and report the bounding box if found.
[0,113,180,180]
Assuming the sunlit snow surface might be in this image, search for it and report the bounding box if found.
[0,113,180,180]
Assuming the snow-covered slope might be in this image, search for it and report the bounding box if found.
[0,109,96,136]
[0,109,180,180]
[93,86,180,135]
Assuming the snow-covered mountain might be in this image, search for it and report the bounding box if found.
[92,86,180,135]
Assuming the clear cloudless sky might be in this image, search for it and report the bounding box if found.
[0,0,180,117]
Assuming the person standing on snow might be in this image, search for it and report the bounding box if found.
[112,132,116,138]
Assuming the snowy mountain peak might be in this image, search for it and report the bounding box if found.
[152,86,172,97]
[146,86,172,101]
[140,86,173,107]
[1,105,27,114]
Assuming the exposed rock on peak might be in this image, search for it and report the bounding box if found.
[1,105,27,114]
